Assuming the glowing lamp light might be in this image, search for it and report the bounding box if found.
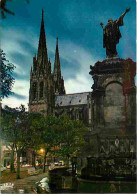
[40,148,44,153]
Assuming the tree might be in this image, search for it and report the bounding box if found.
[1,108,88,176]
[41,114,88,171]
[1,0,29,19]
[41,115,62,173]
[0,49,15,98]
[1,0,14,18]
[1,105,19,173]
[27,112,46,168]
[1,106,46,176]
[1,105,31,178]
[56,114,88,166]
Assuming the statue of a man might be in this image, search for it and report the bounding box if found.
[100,8,130,58]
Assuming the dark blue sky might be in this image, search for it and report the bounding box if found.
[1,0,136,108]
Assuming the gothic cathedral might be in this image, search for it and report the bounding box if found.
[29,10,65,115]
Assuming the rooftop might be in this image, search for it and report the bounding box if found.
[55,92,90,107]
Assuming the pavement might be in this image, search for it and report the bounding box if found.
[1,166,64,193]
[13,171,49,193]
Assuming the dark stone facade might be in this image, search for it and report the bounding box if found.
[88,57,136,157]
[80,57,136,178]
[55,92,90,125]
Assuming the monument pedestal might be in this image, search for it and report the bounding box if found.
[81,57,136,177]
[89,57,136,137]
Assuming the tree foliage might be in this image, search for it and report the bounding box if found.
[56,114,87,160]
[1,107,88,175]
[26,112,46,167]
[1,106,47,176]
[1,0,14,18]
[1,105,29,149]
[0,49,15,98]
[1,105,31,178]
[39,115,62,172]
[40,114,88,169]
[1,0,29,18]
[27,112,45,150]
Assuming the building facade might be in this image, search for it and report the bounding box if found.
[29,10,89,125]
[29,10,65,116]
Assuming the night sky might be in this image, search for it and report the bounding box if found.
[1,0,136,108]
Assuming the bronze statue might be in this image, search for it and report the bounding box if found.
[100,8,130,58]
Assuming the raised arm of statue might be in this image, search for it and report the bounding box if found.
[120,8,130,19]
[116,8,130,24]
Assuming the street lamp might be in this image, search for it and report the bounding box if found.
[39,148,45,166]
[40,148,44,154]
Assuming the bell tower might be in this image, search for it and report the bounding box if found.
[29,10,54,115]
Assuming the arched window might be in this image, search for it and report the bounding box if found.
[39,81,44,99]
[32,82,37,100]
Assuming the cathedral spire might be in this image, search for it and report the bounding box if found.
[48,58,51,75]
[53,37,65,94]
[37,9,48,65]
[54,37,61,80]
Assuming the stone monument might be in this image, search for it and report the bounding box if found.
[81,9,136,179]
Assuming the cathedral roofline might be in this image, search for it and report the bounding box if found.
[55,92,90,107]
[56,91,91,96]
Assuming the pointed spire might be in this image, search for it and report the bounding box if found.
[56,37,58,49]
[54,37,61,80]
[37,9,48,64]
[56,37,59,57]
[30,66,33,75]
[42,8,44,20]
[33,53,37,72]
[48,58,51,75]
[53,37,65,94]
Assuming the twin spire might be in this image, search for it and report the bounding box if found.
[31,9,65,99]
[54,37,61,80]
[36,9,61,78]
[37,9,48,63]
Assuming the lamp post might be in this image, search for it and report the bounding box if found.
[39,148,44,167]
